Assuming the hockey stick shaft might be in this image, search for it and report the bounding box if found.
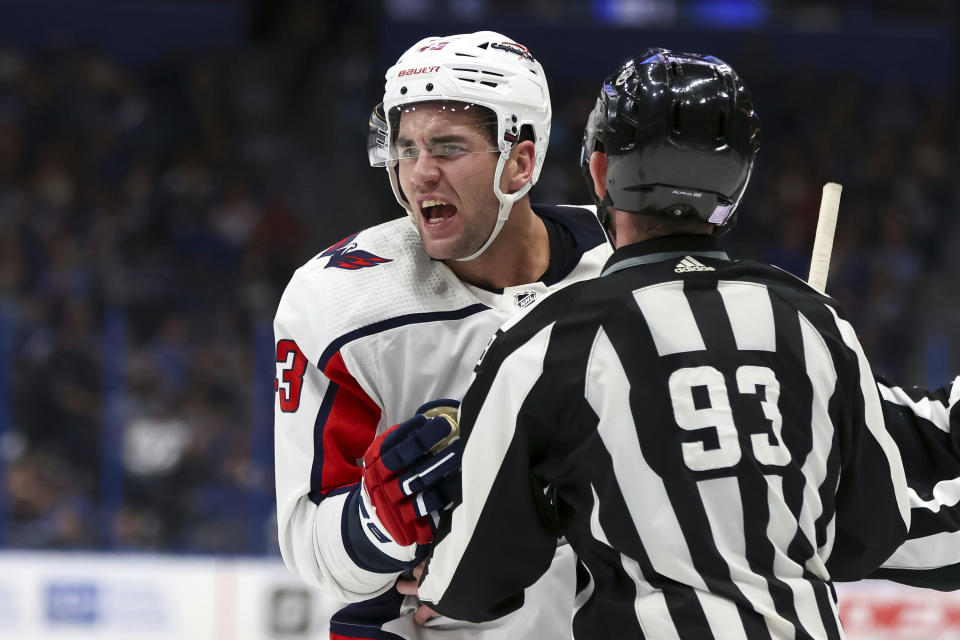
[807,182,842,293]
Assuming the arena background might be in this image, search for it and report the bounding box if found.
[0,0,957,637]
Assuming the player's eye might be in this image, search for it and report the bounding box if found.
[399,146,420,159]
[438,144,467,156]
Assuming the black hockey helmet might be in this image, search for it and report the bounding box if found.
[580,48,760,235]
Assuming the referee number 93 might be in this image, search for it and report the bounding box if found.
[668,365,790,472]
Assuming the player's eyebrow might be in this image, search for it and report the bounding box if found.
[395,133,475,148]
[427,134,472,145]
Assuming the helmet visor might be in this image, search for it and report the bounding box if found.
[367,101,501,167]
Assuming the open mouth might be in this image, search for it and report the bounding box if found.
[420,199,458,225]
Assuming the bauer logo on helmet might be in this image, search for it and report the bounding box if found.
[397,66,440,78]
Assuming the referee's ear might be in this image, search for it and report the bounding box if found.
[588,151,608,201]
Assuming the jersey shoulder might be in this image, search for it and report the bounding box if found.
[275,218,478,365]
[533,203,612,287]
[476,275,611,374]
[534,203,609,253]
[724,258,847,317]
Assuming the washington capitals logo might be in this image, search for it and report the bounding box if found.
[320,233,392,270]
[490,41,535,62]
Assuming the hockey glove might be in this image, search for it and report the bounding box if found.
[361,401,462,548]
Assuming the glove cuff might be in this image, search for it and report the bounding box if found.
[342,484,426,574]
[416,399,460,416]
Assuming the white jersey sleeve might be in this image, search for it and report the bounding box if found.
[274,258,393,601]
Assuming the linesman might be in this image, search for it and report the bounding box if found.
[417,49,959,639]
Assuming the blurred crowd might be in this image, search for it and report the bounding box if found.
[1,12,958,553]
[0,5,384,551]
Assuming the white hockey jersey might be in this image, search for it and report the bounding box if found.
[274,205,612,639]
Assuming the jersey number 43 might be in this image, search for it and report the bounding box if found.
[275,339,308,412]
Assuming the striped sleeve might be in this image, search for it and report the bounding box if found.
[821,306,912,580]
[772,295,911,583]
[418,323,563,622]
[870,376,960,589]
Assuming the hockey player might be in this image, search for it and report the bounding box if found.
[417,49,960,638]
[273,31,611,639]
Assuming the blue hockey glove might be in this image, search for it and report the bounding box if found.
[362,401,461,546]
[346,401,461,571]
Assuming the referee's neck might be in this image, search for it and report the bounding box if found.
[611,209,713,248]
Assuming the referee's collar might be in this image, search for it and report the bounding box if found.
[600,234,729,277]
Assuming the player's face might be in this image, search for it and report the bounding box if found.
[396,107,501,261]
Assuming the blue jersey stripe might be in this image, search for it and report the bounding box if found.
[317,304,489,370]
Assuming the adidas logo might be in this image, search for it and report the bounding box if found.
[674,256,715,273]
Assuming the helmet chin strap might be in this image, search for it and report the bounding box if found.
[385,163,411,218]
[456,151,531,262]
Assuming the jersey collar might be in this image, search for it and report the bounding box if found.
[600,234,729,278]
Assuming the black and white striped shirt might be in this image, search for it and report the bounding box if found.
[872,377,960,588]
[420,233,924,639]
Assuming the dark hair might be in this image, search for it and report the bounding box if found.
[620,213,714,238]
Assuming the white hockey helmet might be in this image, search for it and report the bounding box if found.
[368,31,552,261]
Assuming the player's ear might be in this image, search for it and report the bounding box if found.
[588,152,607,201]
[504,140,536,193]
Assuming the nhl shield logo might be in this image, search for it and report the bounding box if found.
[514,290,537,309]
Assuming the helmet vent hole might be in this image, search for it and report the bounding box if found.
[672,101,682,136]
[400,87,407,95]
[716,111,726,141]
[426,83,434,91]
[518,124,535,144]
[671,61,681,76]
[480,80,498,88]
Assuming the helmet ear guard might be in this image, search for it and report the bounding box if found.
[580,48,760,235]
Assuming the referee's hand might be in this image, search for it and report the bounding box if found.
[396,561,439,624]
